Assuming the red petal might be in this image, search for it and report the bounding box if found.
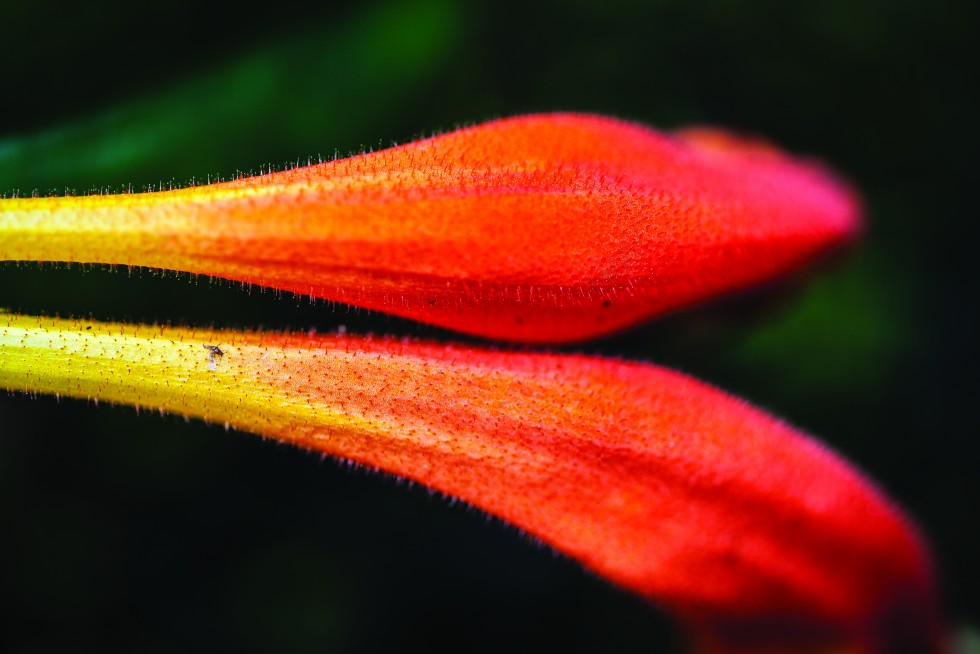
[0,315,940,651]
[0,114,859,342]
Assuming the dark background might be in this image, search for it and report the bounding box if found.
[1,0,976,651]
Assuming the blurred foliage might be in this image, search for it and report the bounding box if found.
[0,0,461,192]
[1,0,976,651]
[956,627,980,654]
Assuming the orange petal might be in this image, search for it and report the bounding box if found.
[0,113,859,342]
[0,314,941,652]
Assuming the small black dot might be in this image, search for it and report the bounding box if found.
[602,300,612,308]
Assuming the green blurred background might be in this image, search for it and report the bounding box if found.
[1,0,976,651]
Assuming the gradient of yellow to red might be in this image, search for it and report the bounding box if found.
[0,314,942,653]
[0,114,859,342]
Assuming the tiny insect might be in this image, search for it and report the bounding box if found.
[203,344,224,371]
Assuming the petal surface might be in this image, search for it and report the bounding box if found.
[0,314,939,651]
[0,114,860,342]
